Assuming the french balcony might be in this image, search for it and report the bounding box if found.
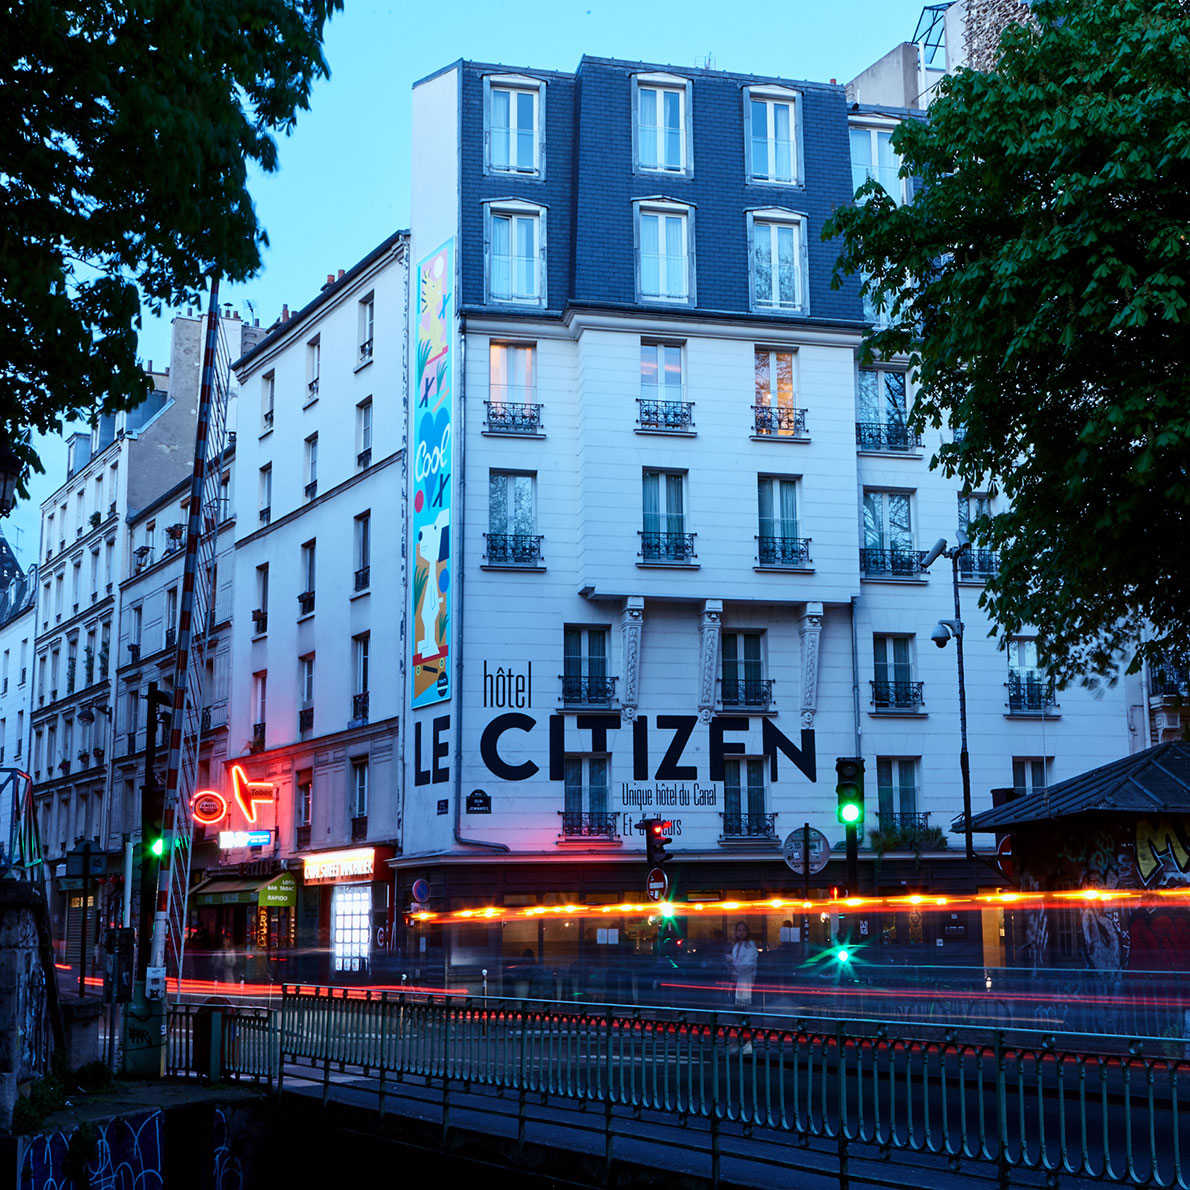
[304,480,318,500]
[560,675,617,707]
[485,398,543,435]
[262,409,274,431]
[164,627,177,650]
[354,566,370,591]
[298,707,314,733]
[720,678,774,710]
[878,811,931,831]
[871,679,925,712]
[259,507,271,525]
[357,448,372,469]
[359,338,373,363]
[1007,672,1059,715]
[640,531,696,564]
[352,692,370,723]
[957,550,1000,582]
[307,378,319,400]
[295,825,311,850]
[200,706,212,733]
[855,421,922,452]
[871,810,942,851]
[1150,657,1190,698]
[251,721,266,750]
[559,811,619,838]
[251,608,268,634]
[757,535,812,568]
[351,815,368,843]
[128,643,141,663]
[636,397,694,433]
[721,812,778,840]
[298,590,316,616]
[860,548,925,578]
[484,533,543,567]
[752,404,808,438]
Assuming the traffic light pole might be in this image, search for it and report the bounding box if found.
[845,825,858,893]
[136,681,163,982]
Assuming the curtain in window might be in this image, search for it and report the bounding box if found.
[850,127,873,193]
[665,472,684,535]
[515,92,534,169]
[491,216,511,298]
[776,223,797,306]
[563,628,582,679]
[491,90,510,168]
[588,757,609,815]
[724,762,740,820]
[758,479,797,540]
[663,91,681,168]
[897,761,917,815]
[640,214,660,295]
[642,471,660,535]
[639,88,658,167]
[515,216,536,299]
[663,215,685,298]
[586,630,606,680]
[876,130,900,197]
[490,472,532,537]
[564,758,584,815]
[491,344,535,401]
[745,758,765,820]
[754,227,772,305]
[772,103,792,180]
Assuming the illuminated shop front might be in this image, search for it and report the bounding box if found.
[188,868,297,982]
[302,847,392,981]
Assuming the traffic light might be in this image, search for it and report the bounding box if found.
[643,818,673,866]
[833,946,852,965]
[835,757,865,826]
[149,834,166,858]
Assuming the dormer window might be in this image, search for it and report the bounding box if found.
[632,73,693,175]
[484,75,545,176]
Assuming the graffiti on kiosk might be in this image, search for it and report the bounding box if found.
[410,238,455,709]
[1136,815,1190,886]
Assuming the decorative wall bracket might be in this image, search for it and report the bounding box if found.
[620,596,644,720]
[799,601,824,729]
[698,600,723,723]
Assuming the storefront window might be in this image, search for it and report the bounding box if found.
[332,884,370,973]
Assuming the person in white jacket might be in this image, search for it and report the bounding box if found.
[728,921,759,1055]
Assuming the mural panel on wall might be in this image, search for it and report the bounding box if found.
[410,239,455,709]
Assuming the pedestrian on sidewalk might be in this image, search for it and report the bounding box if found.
[727,921,758,1055]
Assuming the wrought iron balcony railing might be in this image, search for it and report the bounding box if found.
[1150,657,1190,698]
[877,811,931,831]
[560,675,617,706]
[485,401,543,434]
[298,591,316,616]
[354,566,370,591]
[560,811,619,838]
[200,706,212,733]
[860,548,925,577]
[296,825,311,850]
[752,405,808,437]
[305,481,318,500]
[855,421,922,451]
[352,691,370,722]
[259,507,270,525]
[720,678,774,709]
[484,533,543,566]
[357,448,372,469]
[262,409,274,430]
[359,337,373,362]
[1007,671,1059,713]
[251,608,268,634]
[351,815,368,843]
[637,398,694,432]
[298,707,313,733]
[128,643,140,663]
[757,535,812,567]
[164,627,177,651]
[251,721,265,749]
[871,679,925,711]
[957,550,1000,581]
[722,812,778,839]
[640,531,696,563]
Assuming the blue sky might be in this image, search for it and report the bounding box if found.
[8,0,924,563]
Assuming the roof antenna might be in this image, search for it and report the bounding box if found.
[698,51,715,70]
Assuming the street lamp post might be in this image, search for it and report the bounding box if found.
[0,441,23,517]
[922,533,975,862]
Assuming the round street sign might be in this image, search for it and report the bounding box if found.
[995,835,1014,882]
[411,878,431,904]
[645,867,670,902]
[783,829,831,875]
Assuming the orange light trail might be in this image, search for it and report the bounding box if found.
[417,886,1190,927]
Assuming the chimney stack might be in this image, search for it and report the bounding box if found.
[281,304,290,322]
[338,269,345,280]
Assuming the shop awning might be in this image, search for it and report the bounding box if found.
[192,870,296,908]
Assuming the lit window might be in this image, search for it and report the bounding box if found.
[749,209,807,312]
[486,202,545,305]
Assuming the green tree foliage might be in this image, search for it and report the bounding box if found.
[0,0,342,482]
[826,0,1190,680]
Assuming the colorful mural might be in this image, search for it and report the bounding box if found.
[411,239,455,709]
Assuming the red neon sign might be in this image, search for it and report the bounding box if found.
[191,765,275,826]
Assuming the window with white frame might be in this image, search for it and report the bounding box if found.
[358,294,374,363]
[876,757,919,823]
[261,371,275,432]
[749,210,807,312]
[1013,757,1051,795]
[633,75,691,173]
[562,627,609,703]
[721,632,767,709]
[753,348,802,436]
[487,472,538,564]
[746,87,800,184]
[356,399,373,467]
[490,342,536,405]
[486,77,543,175]
[873,635,920,710]
[253,671,267,726]
[850,122,906,204]
[164,588,177,643]
[636,202,691,302]
[723,758,768,833]
[857,368,914,450]
[296,769,312,827]
[640,342,683,402]
[354,511,370,587]
[300,655,315,706]
[757,476,805,565]
[258,465,272,523]
[306,337,320,399]
[353,633,370,695]
[352,758,369,818]
[304,434,318,499]
[300,540,316,607]
[641,470,690,561]
[863,490,914,555]
[563,755,611,824]
[486,201,545,305]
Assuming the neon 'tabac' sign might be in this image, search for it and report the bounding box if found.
[191,765,275,826]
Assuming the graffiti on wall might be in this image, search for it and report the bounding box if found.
[21,1110,164,1190]
[410,238,455,709]
[1136,816,1190,886]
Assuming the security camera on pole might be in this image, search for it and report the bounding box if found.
[920,530,975,862]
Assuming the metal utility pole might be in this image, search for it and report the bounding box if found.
[136,682,169,981]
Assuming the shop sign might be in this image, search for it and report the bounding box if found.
[218,830,271,850]
[303,847,375,886]
[260,871,297,907]
[192,766,276,827]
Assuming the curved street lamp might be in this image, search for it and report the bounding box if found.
[921,530,975,862]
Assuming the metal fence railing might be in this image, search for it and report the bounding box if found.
[166,985,1190,1187]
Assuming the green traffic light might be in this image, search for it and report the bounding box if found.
[835,947,851,964]
[838,801,862,825]
[150,836,165,857]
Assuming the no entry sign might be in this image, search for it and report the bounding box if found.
[996,835,1014,882]
[646,867,670,902]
